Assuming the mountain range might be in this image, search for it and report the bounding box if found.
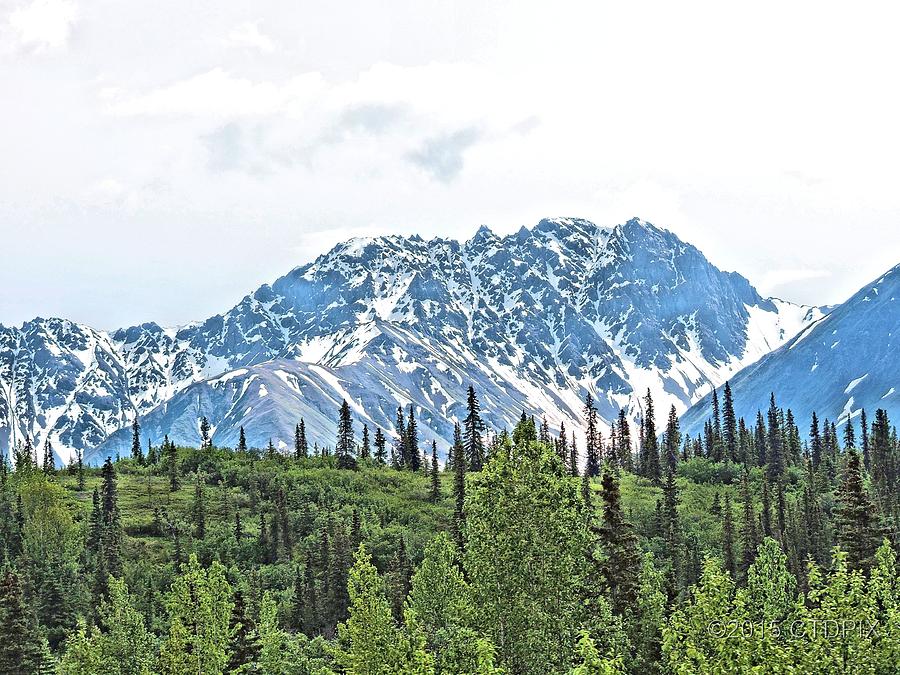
[0,217,827,465]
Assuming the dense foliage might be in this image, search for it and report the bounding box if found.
[0,388,898,673]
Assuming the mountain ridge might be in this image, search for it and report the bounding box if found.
[0,217,823,464]
[681,262,900,438]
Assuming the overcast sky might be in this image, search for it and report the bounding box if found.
[2,0,899,329]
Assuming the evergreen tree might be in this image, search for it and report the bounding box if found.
[810,411,823,470]
[373,426,387,465]
[165,436,179,491]
[226,588,261,672]
[836,450,883,571]
[336,400,356,469]
[754,411,767,467]
[760,475,772,538]
[557,420,568,467]
[429,440,440,502]
[722,381,737,463]
[74,445,85,490]
[570,431,579,478]
[361,424,371,460]
[617,409,632,471]
[860,408,870,471]
[393,406,406,470]
[295,419,308,459]
[0,569,47,674]
[584,393,601,478]
[739,469,757,577]
[464,385,485,471]
[597,468,641,616]
[199,416,211,448]
[234,509,243,542]
[766,393,784,479]
[238,426,247,452]
[452,423,466,553]
[664,405,680,474]
[405,405,421,472]
[100,457,123,577]
[640,389,661,483]
[130,418,143,464]
[40,439,54,475]
[722,492,736,577]
[843,416,856,450]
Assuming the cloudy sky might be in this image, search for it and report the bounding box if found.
[2,0,899,329]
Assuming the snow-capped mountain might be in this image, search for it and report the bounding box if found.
[681,263,900,437]
[0,217,823,465]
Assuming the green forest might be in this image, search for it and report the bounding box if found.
[1,385,898,674]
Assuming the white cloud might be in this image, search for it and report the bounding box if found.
[7,0,76,53]
[2,1,900,327]
[223,21,278,54]
[102,68,325,117]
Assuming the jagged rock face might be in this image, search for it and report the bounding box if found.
[0,217,821,465]
[682,264,900,438]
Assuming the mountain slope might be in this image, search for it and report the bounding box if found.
[0,218,822,464]
[681,264,900,436]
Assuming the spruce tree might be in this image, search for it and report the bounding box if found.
[131,418,143,464]
[295,420,308,459]
[199,416,211,448]
[238,426,247,452]
[361,424,370,460]
[227,588,261,671]
[836,449,883,571]
[405,405,420,472]
[429,441,440,502]
[641,389,661,483]
[0,570,48,673]
[664,405,680,474]
[760,475,772,538]
[373,426,387,464]
[766,393,784,479]
[860,408,870,471]
[570,430,579,477]
[393,406,406,470]
[463,386,485,472]
[549,419,563,464]
[617,409,632,471]
[722,492,736,576]
[75,446,85,490]
[584,393,600,478]
[336,400,356,469]
[452,423,466,552]
[739,469,757,577]
[722,381,737,463]
[810,412,823,470]
[843,417,856,450]
[165,437,179,491]
[100,457,123,577]
[234,510,243,542]
[41,439,54,475]
[754,411,767,467]
[597,468,641,615]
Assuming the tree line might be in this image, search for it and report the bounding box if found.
[0,382,898,673]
